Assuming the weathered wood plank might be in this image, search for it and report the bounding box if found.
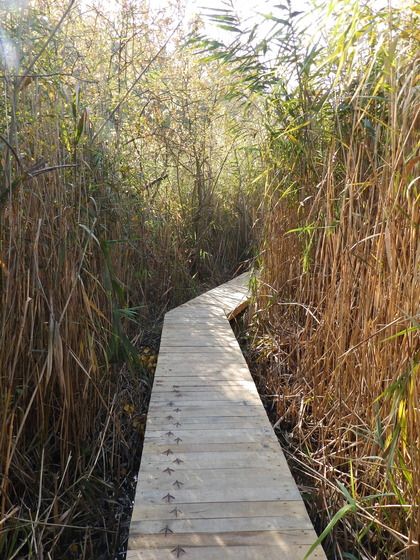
[151,389,260,399]
[143,427,276,444]
[161,334,239,347]
[152,379,257,390]
[155,355,249,365]
[154,373,251,382]
[141,440,280,455]
[140,450,288,470]
[146,417,269,430]
[137,466,294,490]
[158,346,239,354]
[150,388,260,398]
[147,404,262,416]
[136,485,302,504]
[127,545,324,560]
[154,362,250,373]
[131,499,307,521]
[149,397,262,408]
[131,513,314,534]
[128,529,324,549]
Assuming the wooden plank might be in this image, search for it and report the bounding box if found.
[159,346,243,354]
[148,398,263,408]
[152,387,255,396]
[154,366,251,375]
[150,399,257,408]
[149,393,262,405]
[141,441,280,455]
[149,399,262,410]
[162,331,237,339]
[136,468,295,493]
[155,365,249,373]
[148,401,261,412]
[150,386,260,395]
[161,324,235,332]
[144,427,277,443]
[151,388,259,396]
[161,339,239,348]
[154,364,247,372]
[151,381,259,392]
[153,380,257,389]
[146,416,269,430]
[162,325,236,332]
[153,380,254,389]
[131,513,314,534]
[126,545,324,560]
[155,354,249,364]
[154,372,251,381]
[165,308,223,319]
[136,485,301,504]
[128,529,324,549]
[140,451,288,470]
[163,317,230,327]
[153,381,253,390]
[131,499,307,521]
[154,370,251,380]
[146,406,268,419]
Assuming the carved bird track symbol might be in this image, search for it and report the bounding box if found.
[171,545,186,558]
[162,493,175,503]
[160,525,174,536]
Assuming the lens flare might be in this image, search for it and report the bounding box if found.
[3,0,29,9]
[0,28,20,71]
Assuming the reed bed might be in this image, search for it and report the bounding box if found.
[1,0,418,558]
[0,2,256,557]
[249,2,419,558]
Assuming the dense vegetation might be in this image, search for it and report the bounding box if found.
[0,1,418,559]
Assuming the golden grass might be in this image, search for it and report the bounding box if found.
[0,5,255,555]
[252,10,419,558]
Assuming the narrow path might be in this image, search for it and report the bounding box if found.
[127,273,326,559]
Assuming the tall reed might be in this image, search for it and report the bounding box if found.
[0,1,256,557]
[251,2,419,557]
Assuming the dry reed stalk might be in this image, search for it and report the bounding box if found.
[0,5,256,556]
[252,8,419,559]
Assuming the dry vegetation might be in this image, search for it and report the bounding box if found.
[236,2,419,558]
[0,0,418,559]
[0,2,259,557]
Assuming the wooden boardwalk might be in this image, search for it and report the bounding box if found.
[127,273,326,559]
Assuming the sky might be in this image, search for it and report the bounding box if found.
[0,0,314,72]
[148,0,316,49]
[1,0,406,72]
[173,0,311,21]
[154,0,313,38]
[76,0,315,41]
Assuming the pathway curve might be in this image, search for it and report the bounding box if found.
[127,273,326,559]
